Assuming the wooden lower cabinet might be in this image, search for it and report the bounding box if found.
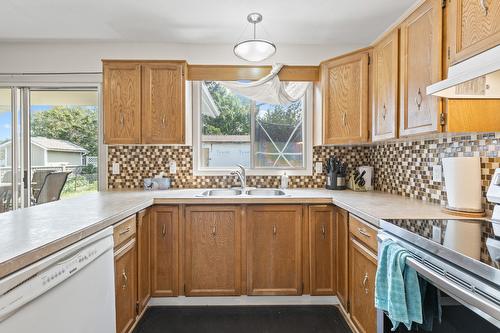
[349,237,378,333]
[136,209,151,315]
[309,205,336,295]
[184,205,242,296]
[114,238,137,333]
[246,205,303,295]
[151,206,179,296]
[336,207,349,311]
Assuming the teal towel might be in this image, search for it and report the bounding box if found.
[375,239,423,330]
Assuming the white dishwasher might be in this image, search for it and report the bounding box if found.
[0,227,116,333]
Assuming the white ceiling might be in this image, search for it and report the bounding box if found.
[1,0,416,46]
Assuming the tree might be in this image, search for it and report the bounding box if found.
[202,81,251,135]
[31,106,98,156]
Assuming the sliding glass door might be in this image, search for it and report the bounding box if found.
[0,86,99,211]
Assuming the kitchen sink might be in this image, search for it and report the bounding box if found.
[200,189,243,197]
[245,189,286,196]
[198,188,287,197]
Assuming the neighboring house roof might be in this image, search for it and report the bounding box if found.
[0,137,87,153]
[201,83,220,118]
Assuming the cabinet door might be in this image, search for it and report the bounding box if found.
[142,62,185,144]
[151,206,179,296]
[184,206,241,296]
[322,51,369,144]
[246,205,302,295]
[400,0,442,136]
[336,208,349,311]
[449,0,500,64]
[349,237,378,333]
[103,62,142,144]
[137,209,151,315]
[114,239,137,333]
[372,30,399,141]
[309,205,336,295]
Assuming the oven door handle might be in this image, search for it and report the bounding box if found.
[378,232,500,326]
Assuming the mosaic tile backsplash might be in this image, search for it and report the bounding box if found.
[107,132,500,215]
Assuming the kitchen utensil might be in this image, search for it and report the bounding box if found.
[358,166,373,190]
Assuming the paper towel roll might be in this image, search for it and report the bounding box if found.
[442,156,482,212]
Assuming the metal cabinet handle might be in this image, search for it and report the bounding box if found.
[119,226,130,236]
[272,224,277,239]
[480,0,489,15]
[211,224,217,237]
[415,88,423,110]
[382,104,387,120]
[362,273,369,294]
[119,112,125,127]
[342,112,347,127]
[161,115,166,128]
[162,224,166,238]
[357,227,371,238]
[122,268,128,290]
[321,224,327,240]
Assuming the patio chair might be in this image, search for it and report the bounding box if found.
[33,171,71,205]
[31,169,56,199]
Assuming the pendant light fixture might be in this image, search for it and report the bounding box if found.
[233,13,276,62]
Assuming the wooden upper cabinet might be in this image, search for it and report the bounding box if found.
[184,205,242,296]
[103,62,142,144]
[150,205,179,297]
[336,208,349,311]
[136,209,151,316]
[309,205,336,296]
[246,205,302,295]
[322,51,370,144]
[372,30,399,141]
[142,62,186,144]
[448,0,500,64]
[400,0,443,136]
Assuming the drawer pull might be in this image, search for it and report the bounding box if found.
[211,224,217,237]
[162,115,166,128]
[480,0,489,15]
[382,104,387,120]
[357,227,371,238]
[362,273,369,294]
[118,226,131,236]
[122,268,128,290]
[272,224,277,239]
[162,224,166,238]
[342,112,347,127]
[321,224,327,239]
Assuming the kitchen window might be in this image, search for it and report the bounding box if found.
[192,81,313,176]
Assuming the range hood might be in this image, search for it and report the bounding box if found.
[427,45,500,99]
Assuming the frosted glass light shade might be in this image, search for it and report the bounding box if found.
[233,39,276,62]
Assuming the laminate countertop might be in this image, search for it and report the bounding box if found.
[0,188,466,279]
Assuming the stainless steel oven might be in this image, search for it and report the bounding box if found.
[377,219,500,333]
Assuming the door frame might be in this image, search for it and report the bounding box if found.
[0,73,105,209]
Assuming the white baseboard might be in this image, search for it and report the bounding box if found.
[148,295,339,307]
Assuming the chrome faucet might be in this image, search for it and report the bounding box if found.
[230,164,247,189]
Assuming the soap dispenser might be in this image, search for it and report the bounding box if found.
[280,172,289,189]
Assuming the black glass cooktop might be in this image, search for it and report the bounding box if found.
[381,218,499,269]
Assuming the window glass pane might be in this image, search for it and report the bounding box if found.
[0,88,13,212]
[200,81,251,168]
[30,90,99,201]
[254,100,304,168]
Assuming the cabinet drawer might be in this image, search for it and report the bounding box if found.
[114,215,137,248]
[349,214,378,252]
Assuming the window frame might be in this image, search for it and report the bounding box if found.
[192,81,313,176]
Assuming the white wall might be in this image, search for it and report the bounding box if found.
[0,42,362,73]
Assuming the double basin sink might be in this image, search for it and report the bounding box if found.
[199,188,287,197]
